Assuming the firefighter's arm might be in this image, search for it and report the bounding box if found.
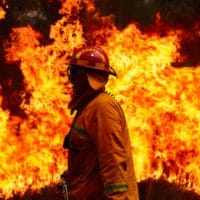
[87,100,129,199]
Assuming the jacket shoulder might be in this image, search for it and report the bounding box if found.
[87,92,124,115]
[91,92,118,106]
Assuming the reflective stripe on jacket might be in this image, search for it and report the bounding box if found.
[65,92,139,200]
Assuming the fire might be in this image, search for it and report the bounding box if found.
[0,6,5,19]
[105,23,200,190]
[0,0,200,199]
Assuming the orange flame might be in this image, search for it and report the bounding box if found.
[0,6,6,19]
[105,24,200,193]
[0,0,200,199]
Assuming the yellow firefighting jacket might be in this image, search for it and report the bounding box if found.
[65,92,139,200]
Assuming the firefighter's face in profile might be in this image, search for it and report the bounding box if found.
[67,65,89,94]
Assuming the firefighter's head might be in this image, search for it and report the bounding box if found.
[67,46,116,92]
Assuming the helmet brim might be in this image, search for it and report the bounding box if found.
[69,62,117,76]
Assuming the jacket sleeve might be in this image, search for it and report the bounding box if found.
[86,99,129,199]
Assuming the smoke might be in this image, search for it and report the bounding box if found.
[1,0,200,41]
[1,0,62,36]
[95,0,200,29]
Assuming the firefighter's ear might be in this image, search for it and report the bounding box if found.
[87,71,108,90]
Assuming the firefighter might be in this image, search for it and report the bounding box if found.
[61,46,139,200]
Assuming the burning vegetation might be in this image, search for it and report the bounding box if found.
[0,0,200,199]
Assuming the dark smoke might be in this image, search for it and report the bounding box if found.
[1,0,62,36]
[95,0,200,29]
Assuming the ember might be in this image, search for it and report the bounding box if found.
[0,0,200,199]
